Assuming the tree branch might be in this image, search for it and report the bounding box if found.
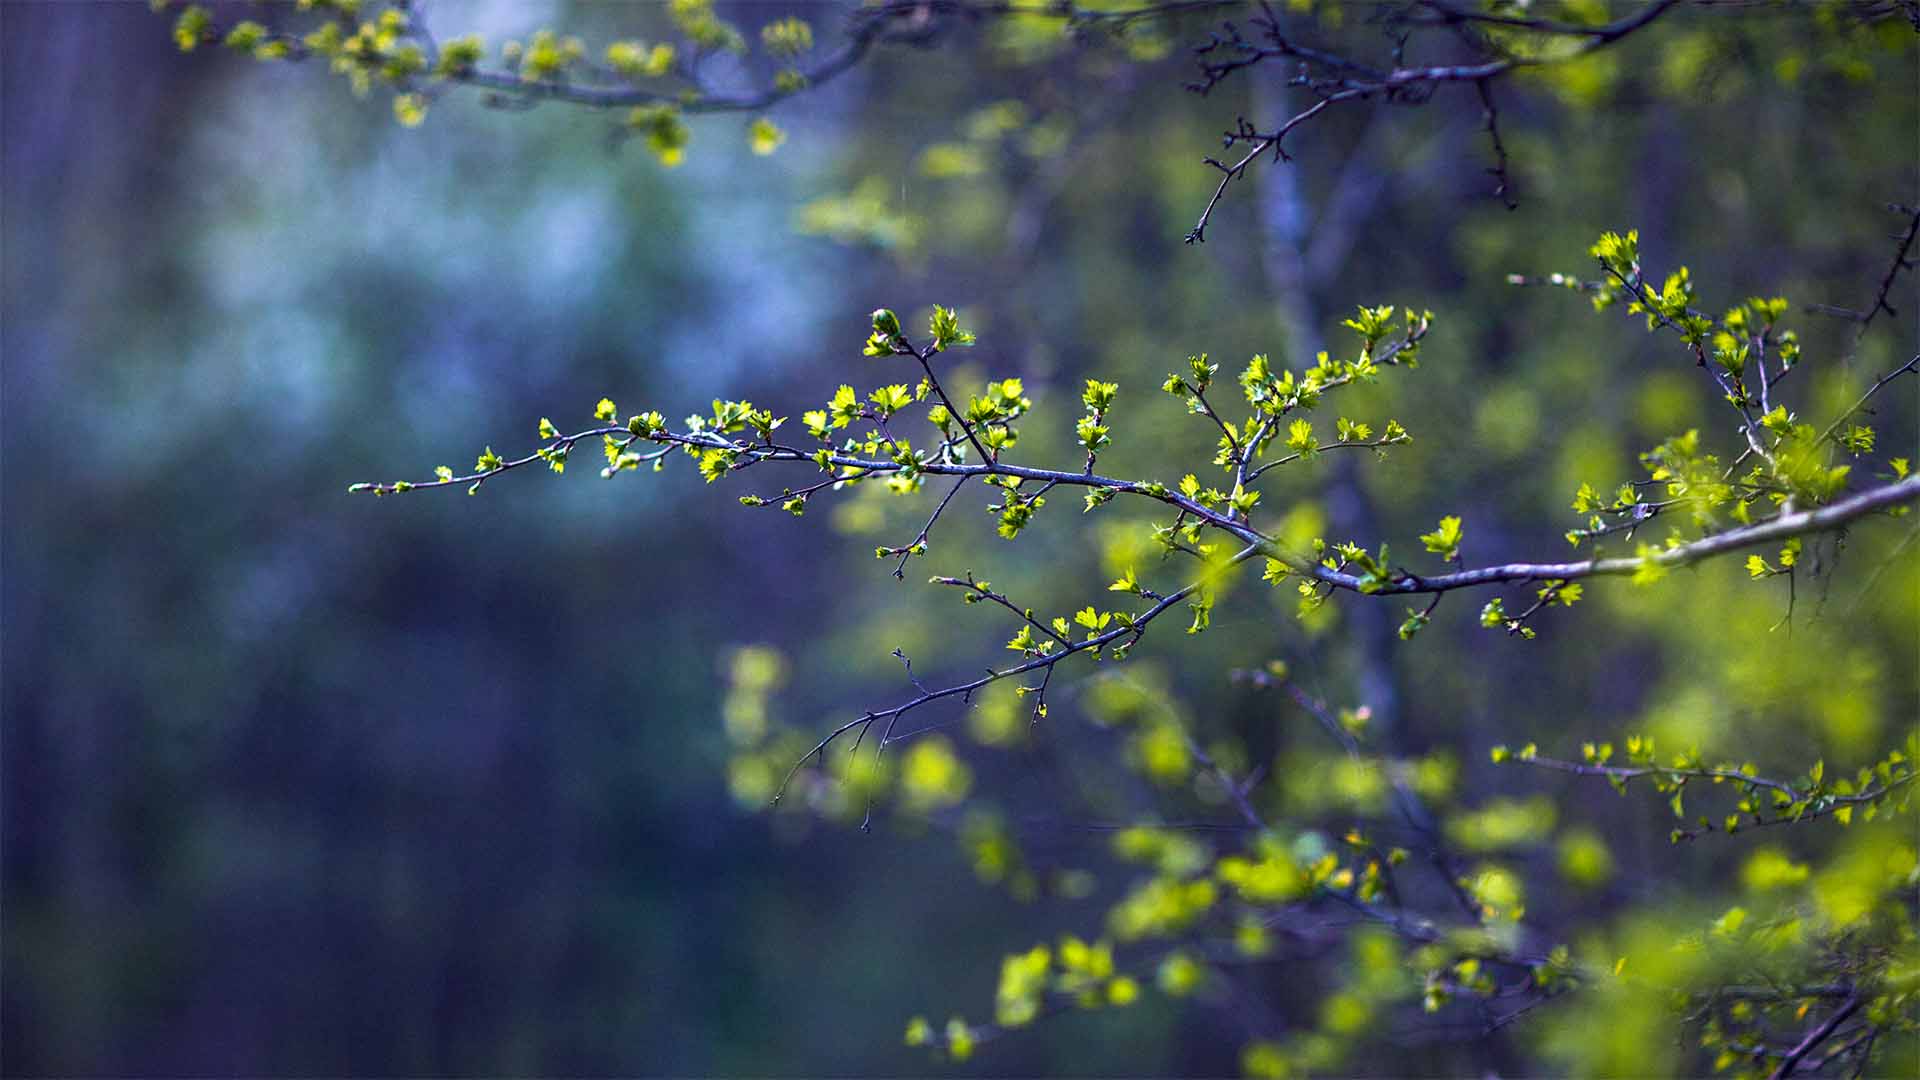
[1767,994,1863,1080]
[1300,473,1920,596]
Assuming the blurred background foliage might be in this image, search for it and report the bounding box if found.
[3,1,1916,1075]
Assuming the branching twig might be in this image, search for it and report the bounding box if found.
[1182,0,1680,240]
[769,544,1259,800]
[1814,353,1920,450]
[1475,78,1516,210]
[1808,203,1920,355]
[1510,751,1915,839]
[883,474,972,577]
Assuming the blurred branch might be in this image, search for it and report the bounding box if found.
[444,1,1241,112]
[1182,0,1682,241]
[1474,78,1516,210]
[1505,748,1915,841]
[165,0,1243,120]
[775,544,1256,812]
[1767,994,1862,1080]
[1806,201,1920,357]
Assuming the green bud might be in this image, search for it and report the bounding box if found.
[871,308,901,338]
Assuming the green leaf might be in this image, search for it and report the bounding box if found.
[393,94,428,129]
[1341,304,1395,344]
[1631,544,1668,586]
[1186,589,1214,634]
[1073,606,1111,633]
[626,104,690,167]
[1710,906,1747,938]
[173,4,211,51]
[1076,414,1111,453]
[1186,354,1216,391]
[869,383,914,416]
[748,117,786,156]
[223,20,267,51]
[1419,516,1464,561]
[929,305,975,350]
[1480,597,1507,629]
[1286,419,1318,457]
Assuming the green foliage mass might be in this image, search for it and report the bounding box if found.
[25,1,1916,1076]
[355,224,1918,1073]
